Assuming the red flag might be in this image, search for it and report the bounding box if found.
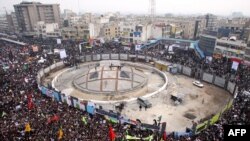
[27,94,34,110]
[162,131,167,141]
[47,115,60,124]
[109,126,116,141]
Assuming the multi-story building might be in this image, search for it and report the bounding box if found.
[205,14,217,31]
[10,12,19,33]
[120,24,134,43]
[0,15,9,33]
[61,23,90,40]
[245,41,250,61]
[214,38,246,59]
[14,1,60,35]
[63,9,76,20]
[34,21,61,38]
[198,34,217,56]
[103,23,120,40]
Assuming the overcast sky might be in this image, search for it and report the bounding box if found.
[0,0,249,16]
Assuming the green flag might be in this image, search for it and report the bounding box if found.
[1,111,7,117]
[143,135,153,141]
[109,117,118,124]
[81,116,87,125]
[126,135,140,140]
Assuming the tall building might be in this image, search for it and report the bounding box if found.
[205,14,217,31]
[0,15,9,33]
[10,12,19,33]
[198,34,217,56]
[14,1,60,35]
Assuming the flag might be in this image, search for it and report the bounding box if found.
[1,111,7,117]
[162,131,167,141]
[126,135,140,140]
[81,116,87,125]
[158,115,162,122]
[58,128,63,140]
[8,50,13,61]
[109,126,116,141]
[143,135,153,141]
[25,123,31,132]
[27,94,34,110]
[47,115,60,124]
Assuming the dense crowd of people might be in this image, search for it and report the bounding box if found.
[0,36,249,140]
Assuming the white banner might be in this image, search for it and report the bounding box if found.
[232,61,239,70]
[135,44,141,51]
[57,39,61,44]
[124,46,131,51]
[79,44,82,53]
[60,49,67,59]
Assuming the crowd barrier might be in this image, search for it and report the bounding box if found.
[36,53,236,135]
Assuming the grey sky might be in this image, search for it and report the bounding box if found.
[0,0,249,16]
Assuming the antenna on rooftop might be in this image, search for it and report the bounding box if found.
[149,0,156,22]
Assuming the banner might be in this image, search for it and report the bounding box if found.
[232,61,239,71]
[60,49,67,59]
[52,91,61,102]
[57,39,61,44]
[135,44,141,51]
[79,101,86,111]
[124,46,130,51]
[32,45,39,52]
[72,97,80,109]
[79,44,82,53]
[210,112,221,125]
[86,102,95,115]
[195,120,209,133]
[85,46,92,48]
[54,49,60,54]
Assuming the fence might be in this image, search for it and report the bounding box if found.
[36,53,236,134]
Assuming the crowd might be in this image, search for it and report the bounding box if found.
[0,36,249,140]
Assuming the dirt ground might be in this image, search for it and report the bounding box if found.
[121,72,232,132]
[43,63,232,132]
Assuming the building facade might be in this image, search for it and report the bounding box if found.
[14,2,60,35]
[61,24,90,40]
[103,23,120,40]
[205,14,217,31]
[214,38,246,59]
[0,15,9,33]
[198,34,217,56]
[245,42,250,61]
[34,21,61,38]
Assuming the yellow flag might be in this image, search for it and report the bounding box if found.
[25,123,31,132]
[58,128,63,140]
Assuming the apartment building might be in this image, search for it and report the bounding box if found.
[14,1,60,35]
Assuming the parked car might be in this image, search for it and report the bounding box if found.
[193,81,204,88]
[137,97,152,108]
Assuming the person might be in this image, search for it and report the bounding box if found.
[139,105,142,111]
